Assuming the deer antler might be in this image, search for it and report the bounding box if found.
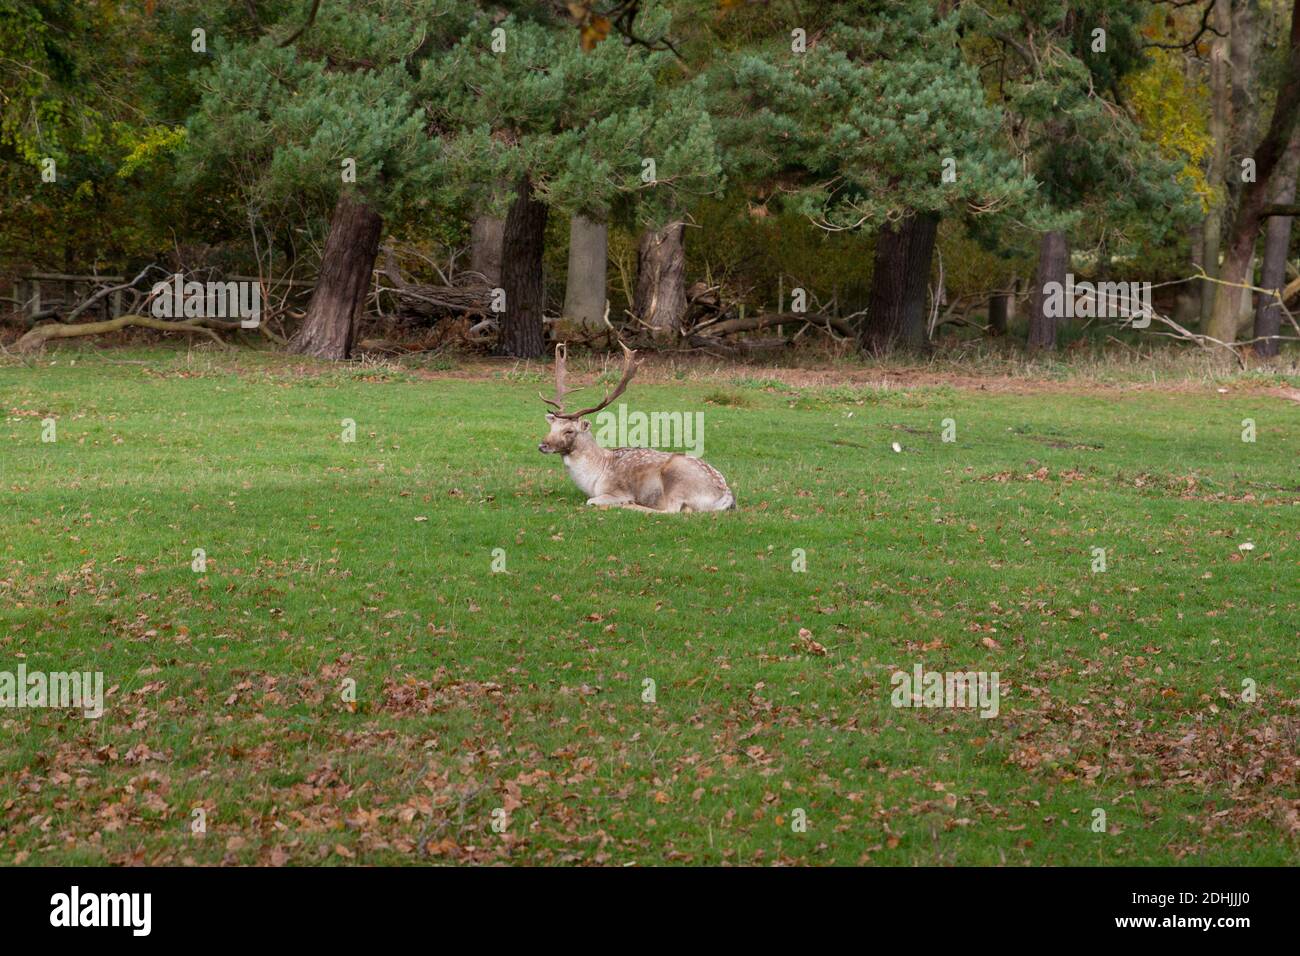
[554,343,640,419]
[540,342,576,414]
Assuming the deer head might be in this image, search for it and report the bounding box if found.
[538,342,640,455]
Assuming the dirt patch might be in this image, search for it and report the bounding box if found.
[10,340,1297,398]
[397,353,1298,399]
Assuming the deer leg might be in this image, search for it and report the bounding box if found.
[587,494,639,509]
[586,494,662,513]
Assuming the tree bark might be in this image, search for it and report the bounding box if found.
[1230,0,1262,174]
[1253,125,1300,356]
[291,193,383,361]
[496,175,548,359]
[1028,230,1068,351]
[1228,2,1263,339]
[561,215,608,335]
[634,222,687,339]
[1183,221,1205,321]
[1201,1,1232,327]
[1208,0,1300,345]
[1182,51,1206,321]
[470,214,504,286]
[859,212,938,353]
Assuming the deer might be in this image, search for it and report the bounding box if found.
[538,343,736,513]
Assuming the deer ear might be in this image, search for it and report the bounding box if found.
[579,418,591,431]
[545,413,556,423]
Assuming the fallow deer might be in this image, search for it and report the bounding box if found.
[538,344,735,513]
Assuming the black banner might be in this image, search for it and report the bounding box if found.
[0,866,1288,942]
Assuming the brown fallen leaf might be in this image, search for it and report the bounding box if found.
[794,627,827,656]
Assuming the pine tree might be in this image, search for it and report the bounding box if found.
[425,9,721,355]
[184,1,471,359]
[713,1,1035,352]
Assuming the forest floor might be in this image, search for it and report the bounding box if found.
[1,345,1297,865]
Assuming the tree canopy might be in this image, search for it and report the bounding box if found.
[2,0,1297,361]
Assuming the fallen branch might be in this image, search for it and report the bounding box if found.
[934,314,989,333]
[1093,271,1300,365]
[694,310,855,338]
[15,314,233,353]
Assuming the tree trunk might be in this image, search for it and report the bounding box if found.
[1237,250,1258,333]
[1201,0,1232,327]
[1230,1,1262,171]
[291,193,382,361]
[859,212,938,353]
[988,291,1009,336]
[496,176,548,359]
[1028,230,1068,351]
[1253,125,1300,356]
[1228,1,1263,339]
[561,215,608,335]
[1181,52,1206,321]
[634,222,687,339]
[470,214,504,286]
[1208,0,1300,345]
[1183,222,1205,321]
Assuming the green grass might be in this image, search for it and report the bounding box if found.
[1,347,1297,865]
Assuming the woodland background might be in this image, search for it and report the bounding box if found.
[3,0,1300,365]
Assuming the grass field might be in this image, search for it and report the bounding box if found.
[1,347,1297,865]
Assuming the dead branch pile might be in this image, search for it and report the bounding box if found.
[372,246,497,346]
[632,281,859,353]
[377,281,493,319]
